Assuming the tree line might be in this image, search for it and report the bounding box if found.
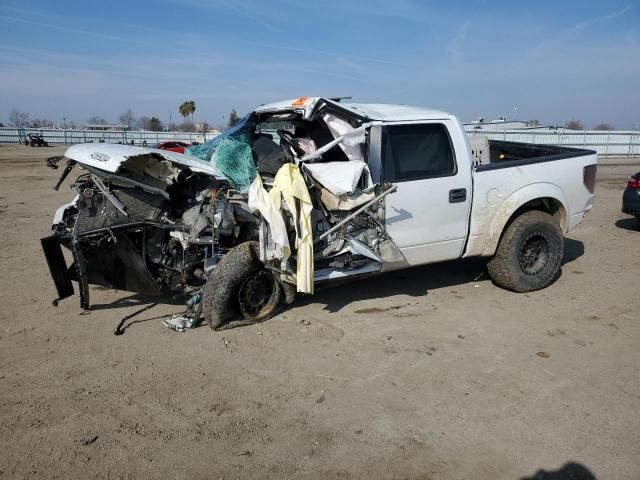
[564,118,614,130]
[4,102,243,131]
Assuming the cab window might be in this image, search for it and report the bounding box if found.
[382,123,457,182]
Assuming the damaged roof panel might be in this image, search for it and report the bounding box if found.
[254,97,452,122]
[338,103,451,122]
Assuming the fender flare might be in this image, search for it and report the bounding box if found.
[481,183,569,257]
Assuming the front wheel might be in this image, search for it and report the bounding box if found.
[487,210,564,293]
[202,241,284,330]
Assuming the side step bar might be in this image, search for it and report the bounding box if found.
[314,261,382,283]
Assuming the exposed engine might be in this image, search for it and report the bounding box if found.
[48,154,258,309]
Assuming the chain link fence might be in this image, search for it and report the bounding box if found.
[2,126,639,157]
[465,128,640,157]
[0,127,218,146]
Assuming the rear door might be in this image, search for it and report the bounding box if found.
[381,121,472,265]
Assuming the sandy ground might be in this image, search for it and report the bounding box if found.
[0,144,638,480]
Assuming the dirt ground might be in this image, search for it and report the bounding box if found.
[0,144,638,480]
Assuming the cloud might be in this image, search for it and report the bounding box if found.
[530,3,636,55]
[252,42,410,68]
[566,3,635,34]
[446,21,471,67]
[0,14,130,42]
[161,0,283,32]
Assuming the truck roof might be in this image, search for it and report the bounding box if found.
[339,103,451,121]
[254,97,452,122]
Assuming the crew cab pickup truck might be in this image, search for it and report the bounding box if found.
[41,97,597,330]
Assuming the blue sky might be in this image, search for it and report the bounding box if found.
[1,0,638,128]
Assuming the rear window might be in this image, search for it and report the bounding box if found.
[382,123,456,182]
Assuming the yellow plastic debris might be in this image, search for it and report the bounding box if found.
[248,175,290,260]
[271,164,314,294]
[247,164,314,294]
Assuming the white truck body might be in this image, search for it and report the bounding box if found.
[43,97,597,329]
[281,100,596,268]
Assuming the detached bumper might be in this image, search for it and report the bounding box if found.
[41,235,74,304]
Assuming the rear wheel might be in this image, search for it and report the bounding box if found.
[487,210,564,292]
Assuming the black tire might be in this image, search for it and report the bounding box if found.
[487,210,564,293]
[203,241,282,330]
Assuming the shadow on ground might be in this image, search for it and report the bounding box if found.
[520,461,597,480]
[615,217,640,232]
[87,238,587,322]
[295,257,488,313]
[88,292,183,311]
[563,238,585,264]
[293,238,586,314]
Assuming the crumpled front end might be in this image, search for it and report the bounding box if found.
[42,146,257,313]
[42,97,406,330]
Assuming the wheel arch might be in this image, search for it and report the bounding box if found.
[482,183,568,257]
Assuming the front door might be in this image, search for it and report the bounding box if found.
[381,121,472,265]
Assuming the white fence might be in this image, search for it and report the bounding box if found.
[464,128,640,157]
[0,127,218,146]
[2,126,639,157]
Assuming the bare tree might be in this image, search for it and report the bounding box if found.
[147,117,163,132]
[30,118,54,128]
[228,109,240,127]
[87,116,107,125]
[136,116,150,130]
[593,123,614,131]
[9,108,30,128]
[527,119,540,127]
[177,122,197,133]
[565,118,584,130]
[118,109,136,130]
[137,116,164,131]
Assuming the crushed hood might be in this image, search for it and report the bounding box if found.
[63,143,224,178]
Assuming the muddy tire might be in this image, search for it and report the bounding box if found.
[203,241,282,330]
[487,210,564,293]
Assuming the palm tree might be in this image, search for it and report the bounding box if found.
[178,100,196,125]
[187,100,196,124]
[179,102,190,123]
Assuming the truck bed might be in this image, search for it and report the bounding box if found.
[465,141,597,258]
[477,140,595,171]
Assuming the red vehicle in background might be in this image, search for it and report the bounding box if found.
[151,141,191,154]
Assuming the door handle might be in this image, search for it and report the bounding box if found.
[449,188,467,203]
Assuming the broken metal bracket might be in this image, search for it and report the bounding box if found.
[46,155,64,170]
[315,184,397,244]
[91,174,129,217]
[53,159,76,191]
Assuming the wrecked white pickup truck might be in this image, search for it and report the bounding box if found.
[42,97,597,330]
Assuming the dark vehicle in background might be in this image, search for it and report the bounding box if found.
[622,172,640,224]
[151,141,191,154]
[25,133,48,147]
